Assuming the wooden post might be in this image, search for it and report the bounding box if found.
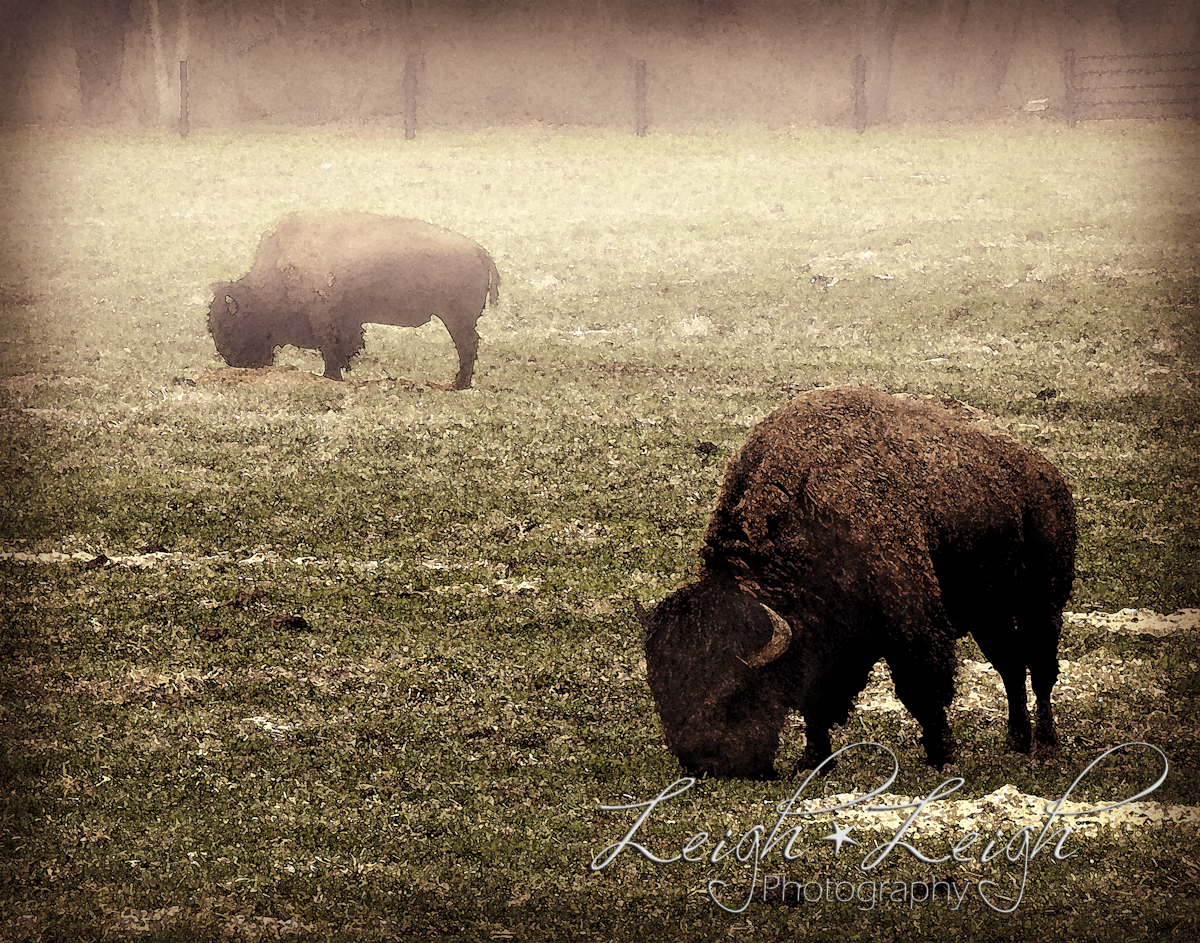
[1064,49,1076,127]
[635,59,647,137]
[404,54,419,140]
[853,55,867,133]
[178,60,189,137]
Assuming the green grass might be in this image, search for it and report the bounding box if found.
[1,122,1199,941]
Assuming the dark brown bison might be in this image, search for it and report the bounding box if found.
[208,212,499,389]
[638,386,1076,779]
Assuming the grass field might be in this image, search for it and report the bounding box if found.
[1,121,1199,942]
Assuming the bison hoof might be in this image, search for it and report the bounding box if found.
[679,757,777,781]
[921,735,958,770]
[1005,731,1033,754]
[714,759,778,781]
[1032,733,1061,762]
[797,753,837,774]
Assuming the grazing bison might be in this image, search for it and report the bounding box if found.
[638,386,1076,778]
[208,212,499,389]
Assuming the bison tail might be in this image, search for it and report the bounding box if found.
[483,249,500,306]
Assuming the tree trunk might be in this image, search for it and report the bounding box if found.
[175,0,190,75]
[74,0,130,122]
[147,0,190,127]
[863,0,900,125]
[147,0,170,122]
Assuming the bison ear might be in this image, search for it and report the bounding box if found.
[633,599,650,626]
[224,295,239,317]
[743,604,792,668]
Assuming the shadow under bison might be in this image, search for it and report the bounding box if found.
[208,212,499,389]
[638,386,1077,779]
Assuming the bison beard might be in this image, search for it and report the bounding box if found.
[208,212,499,389]
[639,386,1076,779]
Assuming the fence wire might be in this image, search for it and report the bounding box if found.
[1066,49,1200,123]
[1075,51,1200,60]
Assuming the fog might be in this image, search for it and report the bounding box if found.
[3,0,1198,130]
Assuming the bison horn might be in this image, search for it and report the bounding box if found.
[744,603,792,668]
[225,295,238,316]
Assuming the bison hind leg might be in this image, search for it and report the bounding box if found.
[1032,700,1059,760]
[444,320,479,390]
[1028,607,1063,759]
[992,653,1035,754]
[969,619,1034,754]
[972,604,1062,758]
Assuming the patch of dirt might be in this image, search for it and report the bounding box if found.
[0,285,37,306]
[897,392,988,424]
[195,364,452,391]
[0,407,39,425]
[0,373,95,394]
[195,365,336,387]
[0,669,47,701]
[1065,607,1200,637]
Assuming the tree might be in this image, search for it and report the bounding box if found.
[74,0,131,121]
[146,0,188,125]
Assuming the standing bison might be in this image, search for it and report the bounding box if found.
[208,212,499,389]
[638,386,1076,778]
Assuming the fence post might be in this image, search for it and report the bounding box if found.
[853,55,867,132]
[635,59,647,136]
[178,60,188,138]
[404,54,419,140]
[1064,48,1076,127]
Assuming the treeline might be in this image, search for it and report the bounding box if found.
[2,0,1197,129]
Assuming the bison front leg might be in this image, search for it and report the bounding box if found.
[886,637,959,770]
[797,720,834,771]
[318,323,366,382]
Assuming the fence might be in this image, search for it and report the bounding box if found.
[169,50,1200,137]
[171,54,873,138]
[1065,49,1200,125]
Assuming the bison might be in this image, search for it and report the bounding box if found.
[638,386,1076,778]
[208,212,499,389]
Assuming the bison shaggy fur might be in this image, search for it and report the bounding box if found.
[208,212,499,388]
[639,386,1076,779]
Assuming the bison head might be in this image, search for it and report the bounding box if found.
[207,288,276,369]
[639,572,794,779]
